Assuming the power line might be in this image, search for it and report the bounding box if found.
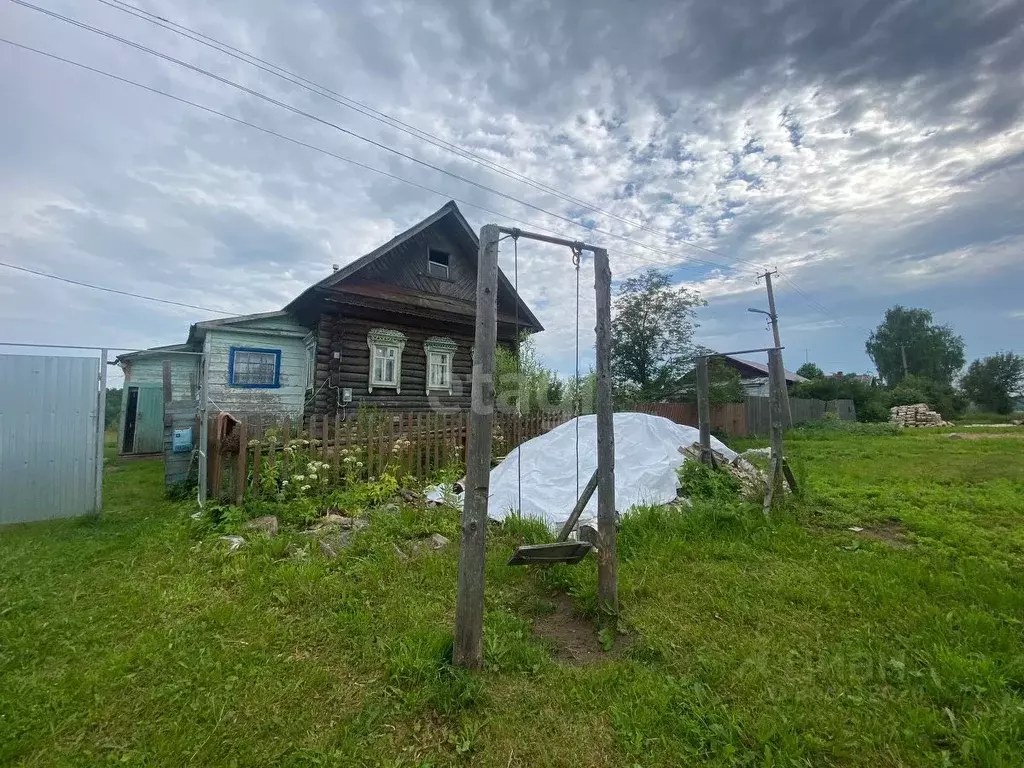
[91,0,768,273]
[776,271,872,334]
[0,36,717,277]
[8,0,755,276]
[0,259,234,314]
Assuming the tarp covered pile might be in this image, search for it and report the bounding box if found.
[487,412,736,528]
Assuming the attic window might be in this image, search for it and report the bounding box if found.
[427,248,450,279]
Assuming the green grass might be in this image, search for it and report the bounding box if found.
[2,430,1024,766]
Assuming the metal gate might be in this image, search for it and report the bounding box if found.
[0,354,104,524]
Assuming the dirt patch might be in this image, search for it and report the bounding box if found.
[853,520,912,549]
[946,432,1024,440]
[531,593,630,665]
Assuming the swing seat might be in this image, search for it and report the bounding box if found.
[507,541,594,566]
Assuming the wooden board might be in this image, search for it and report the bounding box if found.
[507,541,594,566]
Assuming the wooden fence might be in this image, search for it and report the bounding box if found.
[206,410,570,504]
[631,402,747,436]
[743,396,856,435]
[633,397,857,436]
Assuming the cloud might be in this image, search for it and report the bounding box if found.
[0,0,1021,379]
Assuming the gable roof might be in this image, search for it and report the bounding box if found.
[114,343,193,364]
[723,354,807,384]
[284,201,543,332]
[184,311,301,347]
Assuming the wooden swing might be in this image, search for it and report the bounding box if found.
[506,237,596,566]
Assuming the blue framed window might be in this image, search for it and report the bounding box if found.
[228,347,281,388]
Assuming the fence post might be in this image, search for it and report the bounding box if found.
[696,355,713,466]
[234,417,247,507]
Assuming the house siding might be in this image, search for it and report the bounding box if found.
[311,312,476,413]
[202,316,310,418]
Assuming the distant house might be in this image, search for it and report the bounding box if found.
[721,354,807,397]
[115,201,542,456]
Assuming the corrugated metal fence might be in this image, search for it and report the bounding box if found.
[0,354,102,524]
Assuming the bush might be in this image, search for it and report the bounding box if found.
[887,374,966,420]
[677,460,741,502]
[791,375,889,422]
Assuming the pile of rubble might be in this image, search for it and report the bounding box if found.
[889,403,952,428]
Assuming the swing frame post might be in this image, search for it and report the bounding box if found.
[593,246,618,623]
[453,223,500,670]
[453,224,619,669]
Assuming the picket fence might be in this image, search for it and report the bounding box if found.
[207,410,570,504]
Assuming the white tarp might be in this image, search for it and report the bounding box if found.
[487,412,736,528]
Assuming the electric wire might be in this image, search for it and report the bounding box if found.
[0,259,234,314]
[7,0,758,276]
[91,0,767,272]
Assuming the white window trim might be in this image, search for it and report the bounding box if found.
[367,328,406,393]
[303,331,317,391]
[423,337,458,395]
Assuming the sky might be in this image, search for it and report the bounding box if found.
[2,0,1023,388]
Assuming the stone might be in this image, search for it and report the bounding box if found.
[393,543,409,562]
[578,523,599,548]
[244,515,278,537]
[319,532,352,559]
[218,534,246,552]
[323,513,354,528]
[427,533,450,550]
[946,433,965,440]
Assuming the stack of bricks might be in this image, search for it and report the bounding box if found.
[889,403,950,428]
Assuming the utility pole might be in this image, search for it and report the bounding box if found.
[754,270,792,428]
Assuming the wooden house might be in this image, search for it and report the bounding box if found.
[721,354,807,397]
[116,201,543,460]
[115,312,310,457]
[114,344,200,455]
[286,200,542,415]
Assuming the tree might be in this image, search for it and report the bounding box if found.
[104,388,123,430]
[865,306,965,386]
[791,374,890,422]
[796,362,824,379]
[494,335,565,414]
[611,268,705,401]
[961,352,1024,414]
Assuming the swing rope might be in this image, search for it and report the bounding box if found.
[505,236,592,566]
[513,232,522,517]
[573,245,581,502]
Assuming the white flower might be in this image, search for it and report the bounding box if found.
[281,480,289,486]
[356,461,363,468]
[308,473,318,481]
[300,484,311,492]
[293,474,305,482]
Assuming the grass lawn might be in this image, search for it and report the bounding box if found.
[2,428,1024,766]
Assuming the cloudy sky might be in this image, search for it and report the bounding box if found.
[2,0,1023,386]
